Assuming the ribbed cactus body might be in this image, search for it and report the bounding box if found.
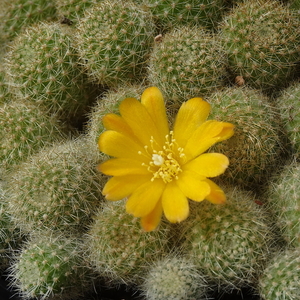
[86,201,172,285]
[180,186,275,290]
[75,0,155,87]
[140,254,208,300]
[266,160,300,248]
[9,231,91,300]
[5,22,94,121]
[6,138,104,234]
[258,248,300,300]
[220,0,300,92]
[148,26,228,103]
[207,87,282,187]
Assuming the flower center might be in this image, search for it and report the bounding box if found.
[140,132,185,183]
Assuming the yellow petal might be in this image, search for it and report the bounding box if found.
[216,122,235,142]
[102,113,139,143]
[98,158,149,176]
[98,131,144,159]
[184,120,231,161]
[126,179,165,218]
[119,97,165,147]
[103,175,152,201]
[176,170,211,202]
[162,181,189,223]
[173,97,210,148]
[204,179,226,204]
[141,87,169,137]
[140,200,163,232]
[183,153,229,178]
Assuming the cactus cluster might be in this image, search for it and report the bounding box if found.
[1,0,300,299]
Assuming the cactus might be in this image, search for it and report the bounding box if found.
[0,100,67,174]
[142,0,228,31]
[219,0,300,92]
[207,87,283,187]
[75,0,155,87]
[0,62,11,105]
[265,159,300,248]
[148,26,228,104]
[0,0,57,44]
[53,0,97,24]
[5,22,96,122]
[276,80,300,158]
[258,248,300,300]
[9,230,92,300]
[179,185,275,291]
[5,137,104,234]
[140,254,209,300]
[86,201,172,286]
[0,182,23,270]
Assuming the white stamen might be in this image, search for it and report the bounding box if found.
[152,154,164,166]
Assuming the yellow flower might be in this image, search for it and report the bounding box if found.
[98,87,234,231]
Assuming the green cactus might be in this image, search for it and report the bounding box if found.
[148,26,228,104]
[276,80,300,158]
[75,0,155,87]
[5,137,104,234]
[53,0,98,24]
[0,100,67,174]
[207,87,283,187]
[9,230,92,300]
[140,254,209,300]
[5,22,96,122]
[86,201,172,286]
[0,62,11,105]
[179,185,275,290]
[258,248,300,300]
[265,159,300,248]
[142,0,228,31]
[0,0,57,44]
[219,0,300,92]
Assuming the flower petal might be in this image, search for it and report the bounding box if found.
[126,179,165,218]
[119,97,165,147]
[98,158,149,176]
[176,170,211,202]
[184,120,233,161]
[102,113,139,143]
[173,97,210,148]
[141,87,169,137]
[183,153,229,178]
[140,200,163,232]
[98,130,144,159]
[103,174,152,201]
[204,179,226,204]
[162,181,189,223]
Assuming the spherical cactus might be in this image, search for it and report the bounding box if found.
[0,0,57,43]
[53,0,97,24]
[86,201,172,286]
[5,137,104,234]
[9,230,92,300]
[0,100,66,174]
[276,80,300,158]
[5,22,95,122]
[140,254,209,300]
[265,160,300,248]
[219,0,300,92]
[142,0,228,31]
[75,0,155,87]
[148,26,228,104]
[207,87,283,187]
[179,185,275,291]
[0,182,23,269]
[258,248,300,300]
[0,63,11,105]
